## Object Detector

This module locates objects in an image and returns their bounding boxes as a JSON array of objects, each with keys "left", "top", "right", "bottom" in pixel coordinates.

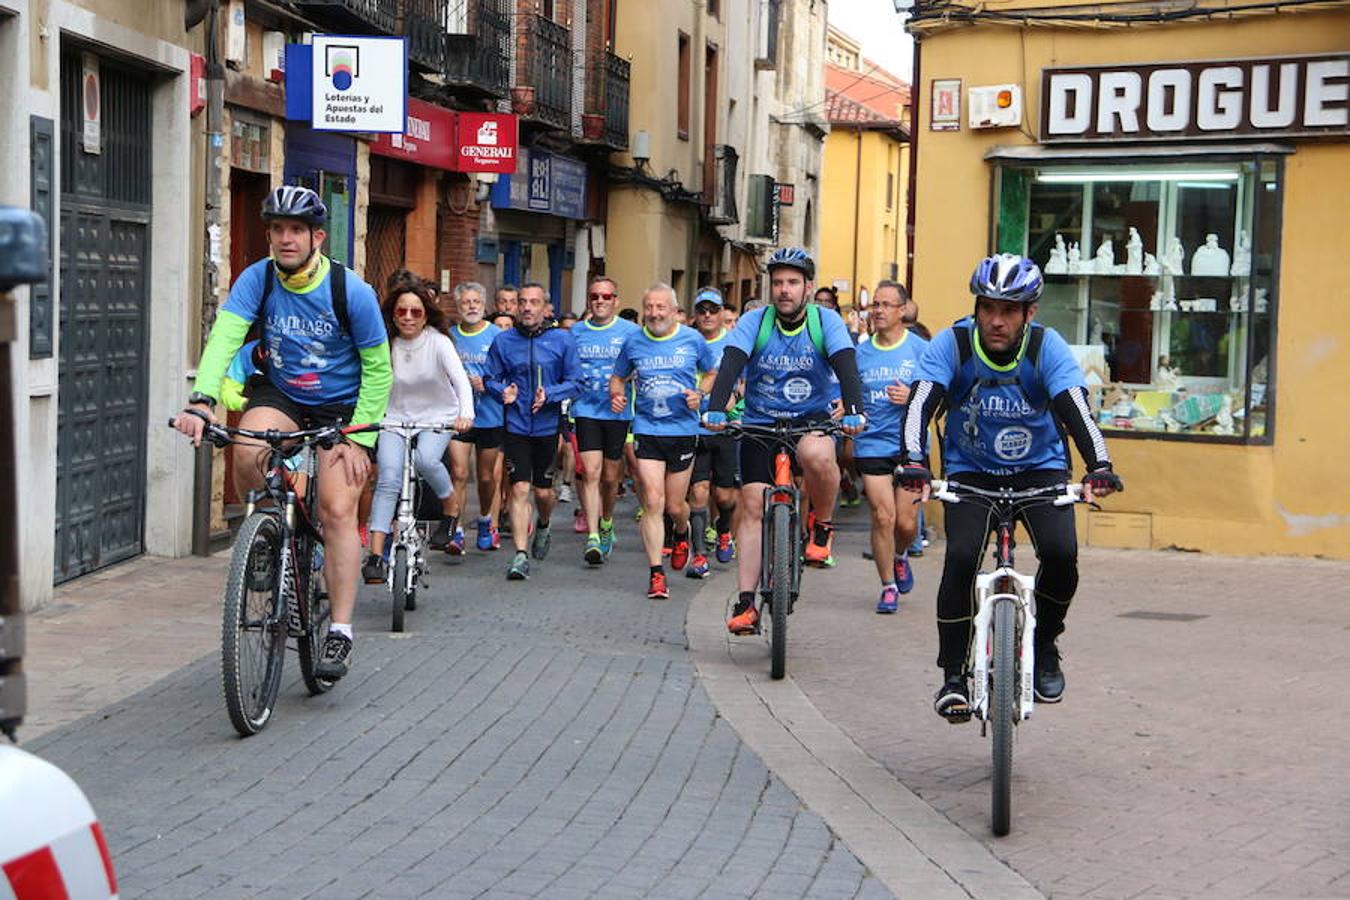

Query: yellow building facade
[
  {"left": 820, "top": 127, "right": 908, "bottom": 309},
  {"left": 908, "top": 3, "right": 1350, "bottom": 558}
]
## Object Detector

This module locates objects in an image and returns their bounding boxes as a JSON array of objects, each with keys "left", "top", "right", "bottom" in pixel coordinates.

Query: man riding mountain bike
[
  {"left": 171, "top": 185, "right": 391, "bottom": 682},
  {"left": 704, "top": 247, "right": 866, "bottom": 634},
  {"left": 897, "top": 253, "right": 1122, "bottom": 720}
]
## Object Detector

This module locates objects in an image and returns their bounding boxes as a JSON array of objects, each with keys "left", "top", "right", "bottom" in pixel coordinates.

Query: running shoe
[
  {"left": 446, "top": 528, "right": 466, "bottom": 557},
  {"left": 804, "top": 520, "right": 835, "bottom": 568},
  {"left": 489, "top": 527, "right": 501, "bottom": 550},
  {"left": 314, "top": 632, "right": 352, "bottom": 681},
  {"left": 704, "top": 525, "right": 718, "bottom": 546},
  {"left": 429, "top": 519, "right": 454, "bottom": 550},
  {"left": 894, "top": 555, "right": 914, "bottom": 594},
  {"left": 876, "top": 585, "right": 899, "bottom": 614},
  {"left": 670, "top": 539, "right": 690, "bottom": 571},
  {"left": 476, "top": 517, "right": 494, "bottom": 551},
  {"left": 361, "top": 554, "right": 387, "bottom": 584},
  {"left": 530, "top": 524, "right": 552, "bottom": 560},
  {"left": 647, "top": 570, "right": 670, "bottom": 599},
  {"left": 686, "top": 554, "right": 710, "bottom": 579},
  {"left": 1034, "top": 643, "right": 1065, "bottom": 703},
  {"left": 726, "top": 597, "right": 759, "bottom": 634},
  {"left": 934, "top": 673, "right": 972, "bottom": 723},
  {"left": 634, "top": 506, "right": 644, "bottom": 521},
  {"left": 573, "top": 507, "right": 587, "bottom": 534},
  {"left": 507, "top": 551, "right": 530, "bottom": 580},
  {"left": 715, "top": 532, "right": 735, "bottom": 564},
  {"left": 599, "top": 520, "right": 616, "bottom": 557},
  {"left": 584, "top": 535, "right": 604, "bottom": 567},
  {"left": 358, "top": 524, "right": 370, "bottom": 547},
  {"left": 558, "top": 482, "right": 574, "bottom": 504}
]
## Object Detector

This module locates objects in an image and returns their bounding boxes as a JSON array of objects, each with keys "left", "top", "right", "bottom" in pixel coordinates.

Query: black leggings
[{"left": 935, "top": 470, "right": 1078, "bottom": 672}]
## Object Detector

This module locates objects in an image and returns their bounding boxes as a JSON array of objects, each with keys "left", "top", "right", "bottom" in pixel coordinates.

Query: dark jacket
[{"left": 484, "top": 324, "right": 583, "bottom": 436}]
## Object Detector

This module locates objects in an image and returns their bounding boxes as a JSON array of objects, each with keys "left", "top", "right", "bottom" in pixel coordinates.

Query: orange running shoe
[
  {"left": 726, "top": 598, "right": 760, "bottom": 634},
  {"left": 647, "top": 570, "right": 670, "bottom": 599},
  {"left": 670, "top": 539, "right": 691, "bottom": 571},
  {"left": 804, "top": 520, "right": 835, "bottom": 568}
]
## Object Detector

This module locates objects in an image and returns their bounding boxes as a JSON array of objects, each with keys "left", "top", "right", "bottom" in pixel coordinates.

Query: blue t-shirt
[
  {"left": 853, "top": 331, "right": 928, "bottom": 459},
  {"left": 571, "top": 317, "right": 641, "bottom": 421},
  {"left": 725, "top": 306, "right": 855, "bottom": 424},
  {"left": 914, "top": 320, "right": 1085, "bottom": 475},
  {"left": 451, "top": 322, "right": 504, "bottom": 429},
  {"left": 612, "top": 325, "right": 717, "bottom": 436},
  {"left": 222, "top": 258, "right": 386, "bottom": 405},
  {"left": 697, "top": 327, "right": 733, "bottom": 436}
]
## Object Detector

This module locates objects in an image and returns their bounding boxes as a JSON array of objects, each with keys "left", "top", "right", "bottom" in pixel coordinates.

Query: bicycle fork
[{"left": 969, "top": 567, "right": 1037, "bottom": 724}]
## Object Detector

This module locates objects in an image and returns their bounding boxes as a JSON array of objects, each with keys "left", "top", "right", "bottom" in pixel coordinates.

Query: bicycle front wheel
[
  {"left": 221, "top": 513, "right": 287, "bottom": 736},
  {"left": 990, "top": 597, "right": 1017, "bottom": 836},
  {"left": 296, "top": 534, "right": 335, "bottom": 696},
  {"left": 392, "top": 546, "right": 408, "bottom": 632},
  {"left": 769, "top": 503, "right": 791, "bottom": 680}
]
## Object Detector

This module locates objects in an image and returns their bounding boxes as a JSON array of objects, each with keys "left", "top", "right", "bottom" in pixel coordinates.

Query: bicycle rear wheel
[
  {"left": 990, "top": 597, "right": 1017, "bottom": 836},
  {"left": 769, "top": 503, "right": 791, "bottom": 680},
  {"left": 392, "top": 546, "right": 408, "bottom": 632},
  {"left": 222, "top": 513, "right": 287, "bottom": 736},
  {"left": 296, "top": 534, "right": 335, "bottom": 696}
]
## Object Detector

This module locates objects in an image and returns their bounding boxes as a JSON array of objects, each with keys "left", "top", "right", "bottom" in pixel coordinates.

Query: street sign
[
  {"left": 310, "top": 35, "right": 406, "bottom": 133},
  {"left": 774, "top": 182, "right": 795, "bottom": 206},
  {"left": 81, "top": 54, "right": 101, "bottom": 155}
]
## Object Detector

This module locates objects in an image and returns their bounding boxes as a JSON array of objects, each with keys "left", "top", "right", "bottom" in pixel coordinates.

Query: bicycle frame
[
  {"left": 382, "top": 423, "right": 448, "bottom": 597},
  {"left": 242, "top": 442, "right": 321, "bottom": 635},
  {"left": 761, "top": 447, "right": 802, "bottom": 604}
]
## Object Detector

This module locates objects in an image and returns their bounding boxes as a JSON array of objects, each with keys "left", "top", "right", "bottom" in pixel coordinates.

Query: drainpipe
[
  {"left": 850, "top": 127, "right": 862, "bottom": 305},
  {"left": 904, "top": 37, "right": 920, "bottom": 291},
  {"left": 194, "top": 0, "right": 225, "bottom": 557}
]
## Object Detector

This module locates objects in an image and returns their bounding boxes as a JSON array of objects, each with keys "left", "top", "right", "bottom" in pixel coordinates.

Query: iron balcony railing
[
  {"left": 444, "top": 0, "right": 511, "bottom": 98},
  {"left": 603, "top": 51, "right": 630, "bottom": 150},
  {"left": 516, "top": 13, "right": 572, "bottom": 131},
  {"left": 293, "top": 0, "right": 398, "bottom": 35},
  {"left": 401, "top": 0, "right": 447, "bottom": 71}
]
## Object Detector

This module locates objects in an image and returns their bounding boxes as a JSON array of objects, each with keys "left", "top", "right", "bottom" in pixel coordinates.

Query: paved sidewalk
[{"left": 786, "top": 506, "right": 1350, "bottom": 899}]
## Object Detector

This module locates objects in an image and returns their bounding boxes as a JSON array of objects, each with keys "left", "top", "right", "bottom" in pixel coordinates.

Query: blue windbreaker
[{"left": 484, "top": 325, "right": 583, "bottom": 436}]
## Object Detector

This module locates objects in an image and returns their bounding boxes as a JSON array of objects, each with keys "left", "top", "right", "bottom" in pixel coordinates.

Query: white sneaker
[{"left": 558, "top": 483, "right": 574, "bottom": 504}]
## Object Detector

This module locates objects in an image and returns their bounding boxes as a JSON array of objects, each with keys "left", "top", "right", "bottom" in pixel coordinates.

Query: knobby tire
[
  {"left": 991, "top": 598, "right": 1017, "bottom": 836},
  {"left": 392, "top": 546, "right": 408, "bottom": 632},
  {"left": 221, "top": 513, "right": 286, "bottom": 736},
  {"left": 769, "top": 503, "right": 791, "bottom": 680}
]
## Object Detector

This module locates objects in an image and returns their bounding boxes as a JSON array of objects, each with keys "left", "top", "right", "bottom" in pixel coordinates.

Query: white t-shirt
[{"left": 383, "top": 329, "right": 475, "bottom": 426}]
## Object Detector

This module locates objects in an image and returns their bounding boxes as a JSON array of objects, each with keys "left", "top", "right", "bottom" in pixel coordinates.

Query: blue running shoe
[
  {"left": 599, "top": 519, "right": 616, "bottom": 557},
  {"left": 876, "top": 585, "right": 899, "bottom": 614},
  {"left": 715, "top": 532, "right": 735, "bottom": 564},
  {"left": 476, "top": 516, "right": 493, "bottom": 551},
  {"left": 686, "top": 554, "right": 710, "bottom": 579},
  {"left": 894, "top": 555, "right": 915, "bottom": 594}
]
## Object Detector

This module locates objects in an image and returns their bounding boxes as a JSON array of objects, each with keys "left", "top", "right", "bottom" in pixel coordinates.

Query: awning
[{"left": 984, "top": 142, "right": 1295, "bottom": 163}]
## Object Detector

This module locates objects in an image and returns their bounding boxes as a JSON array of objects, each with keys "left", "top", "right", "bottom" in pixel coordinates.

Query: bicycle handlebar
[
  {"left": 167, "top": 417, "right": 379, "bottom": 449},
  {"left": 721, "top": 419, "right": 843, "bottom": 440},
  {"left": 929, "top": 479, "right": 1084, "bottom": 508}
]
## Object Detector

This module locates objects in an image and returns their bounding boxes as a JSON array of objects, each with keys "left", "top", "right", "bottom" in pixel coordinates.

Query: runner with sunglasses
[
  {"left": 687, "top": 288, "right": 739, "bottom": 577},
  {"left": 570, "top": 277, "right": 640, "bottom": 564}
]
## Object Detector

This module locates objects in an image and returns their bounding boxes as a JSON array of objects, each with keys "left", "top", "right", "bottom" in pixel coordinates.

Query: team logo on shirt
[
  {"left": 993, "top": 426, "right": 1033, "bottom": 461},
  {"left": 783, "top": 377, "right": 812, "bottom": 402}
]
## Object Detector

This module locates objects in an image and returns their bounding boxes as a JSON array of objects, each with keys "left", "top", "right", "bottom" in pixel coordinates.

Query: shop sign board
[
  {"left": 371, "top": 98, "right": 456, "bottom": 170},
  {"left": 310, "top": 35, "right": 406, "bottom": 133},
  {"left": 455, "top": 113, "right": 518, "bottom": 174},
  {"left": 1042, "top": 54, "right": 1349, "bottom": 142},
  {"left": 490, "top": 148, "right": 587, "bottom": 219}
]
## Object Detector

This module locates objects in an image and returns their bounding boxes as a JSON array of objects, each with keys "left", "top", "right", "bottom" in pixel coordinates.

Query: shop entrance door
[{"left": 54, "top": 50, "right": 153, "bottom": 582}]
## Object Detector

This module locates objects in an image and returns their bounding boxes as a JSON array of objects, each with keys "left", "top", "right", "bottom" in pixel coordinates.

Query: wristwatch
[{"left": 187, "top": 391, "right": 217, "bottom": 409}]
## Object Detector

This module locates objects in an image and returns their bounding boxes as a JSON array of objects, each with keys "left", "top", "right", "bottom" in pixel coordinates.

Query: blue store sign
[{"left": 491, "top": 148, "right": 587, "bottom": 219}]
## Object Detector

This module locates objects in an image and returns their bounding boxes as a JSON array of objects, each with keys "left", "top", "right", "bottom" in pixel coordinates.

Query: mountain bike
[
  {"left": 378, "top": 421, "right": 456, "bottom": 632},
  {"left": 725, "top": 419, "right": 841, "bottom": 680},
  {"left": 927, "top": 478, "right": 1085, "bottom": 836},
  {"left": 170, "top": 419, "right": 375, "bottom": 736}
]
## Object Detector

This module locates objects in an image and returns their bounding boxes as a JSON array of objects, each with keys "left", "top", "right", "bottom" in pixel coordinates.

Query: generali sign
[
  {"left": 455, "top": 112, "right": 518, "bottom": 174},
  {"left": 372, "top": 102, "right": 519, "bottom": 174},
  {"left": 1041, "top": 54, "right": 1349, "bottom": 143}
]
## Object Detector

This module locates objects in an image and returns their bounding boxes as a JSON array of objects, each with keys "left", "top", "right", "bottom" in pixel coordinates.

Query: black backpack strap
[
  {"left": 328, "top": 256, "right": 351, "bottom": 337},
  {"left": 953, "top": 323, "right": 973, "bottom": 365},
  {"left": 1024, "top": 323, "right": 1045, "bottom": 367},
  {"left": 260, "top": 263, "right": 275, "bottom": 321}
]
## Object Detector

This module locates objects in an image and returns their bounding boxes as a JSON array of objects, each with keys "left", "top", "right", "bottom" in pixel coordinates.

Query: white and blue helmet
[{"left": 969, "top": 253, "right": 1043, "bottom": 304}]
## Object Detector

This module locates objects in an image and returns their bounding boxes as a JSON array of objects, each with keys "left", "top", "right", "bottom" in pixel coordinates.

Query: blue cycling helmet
[
  {"left": 766, "top": 246, "right": 815, "bottom": 281},
  {"left": 969, "top": 253, "right": 1043, "bottom": 303},
  {"left": 261, "top": 185, "right": 328, "bottom": 226}
]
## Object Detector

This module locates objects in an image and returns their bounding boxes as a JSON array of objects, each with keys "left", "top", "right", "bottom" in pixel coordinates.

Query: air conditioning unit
[{"left": 969, "top": 84, "right": 1022, "bottom": 129}]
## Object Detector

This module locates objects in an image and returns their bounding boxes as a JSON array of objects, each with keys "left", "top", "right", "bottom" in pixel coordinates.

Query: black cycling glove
[
  {"left": 896, "top": 463, "right": 932, "bottom": 493},
  {"left": 1083, "top": 464, "right": 1124, "bottom": 494}
]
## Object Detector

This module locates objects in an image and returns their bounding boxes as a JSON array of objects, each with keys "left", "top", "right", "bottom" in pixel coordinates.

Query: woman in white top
[{"left": 363, "top": 280, "right": 474, "bottom": 583}]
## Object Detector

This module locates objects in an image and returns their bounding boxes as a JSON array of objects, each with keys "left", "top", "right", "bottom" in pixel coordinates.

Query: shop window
[{"left": 994, "top": 158, "right": 1279, "bottom": 442}]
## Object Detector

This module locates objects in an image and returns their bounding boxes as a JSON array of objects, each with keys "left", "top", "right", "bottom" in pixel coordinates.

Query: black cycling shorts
[
  {"left": 692, "top": 433, "right": 738, "bottom": 488},
  {"left": 854, "top": 454, "right": 902, "bottom": 478},
  {"left": 633, "top": 434, "right": 697, "bottom": 473},
  {"left": 503, "top": 431, "right": 560, "bottom": 488},
  {"left": 243, "top": 375, "right": 354, "bottom": 429},
  {"left": 574, "top": 417, "right": 629, "bottom": 461},
  {"left": 737, "top": 415, "right": 832, "bottom": 486},
  {"left": 452, "top": 425, "right": 504, "bottom": 450}
]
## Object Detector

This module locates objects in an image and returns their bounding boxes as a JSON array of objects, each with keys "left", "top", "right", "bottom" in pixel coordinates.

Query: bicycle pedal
[{"left": 940, "top": 705, "right": 972, "bottom": 724}]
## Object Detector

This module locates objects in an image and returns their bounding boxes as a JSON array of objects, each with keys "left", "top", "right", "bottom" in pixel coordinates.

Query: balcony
[
  {"left": 292, "top": 0, "right": 398, "bottom": 35},
  {"left": 511, "top": 13, "right": 572, "bottom": 131},
  {"left": 444, "top": 0, "right": 511, "bottom": 99},
  {"left": 581, "top": 50, "right": 630, "bottom": 150},
  {"left": 400, "top": 0, "right": 447, "bottom": 72},
  {"left": 706, "top": 145, "right": 739, "bottom": 225}
]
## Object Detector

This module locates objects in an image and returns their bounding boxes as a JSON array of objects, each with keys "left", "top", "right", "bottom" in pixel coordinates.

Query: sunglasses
[
  {"left": 589, "top": 291, "right": 617, "bottom": 301},
  {"left": 695, "top": 305, "right": 721, "bottom": 314},
  {"left": 394, "top": 306, "right": 425, "bottom": 319}
]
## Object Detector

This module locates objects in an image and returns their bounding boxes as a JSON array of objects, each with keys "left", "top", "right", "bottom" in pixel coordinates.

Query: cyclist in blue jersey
[
  {"left": 849, "top": 281, "right": 927, "bottom": 614},
  {"left": 687, "top": 287, "right": 739, "bottom": 578},
  {"left": 610, "top": 284, "right": 718, "bottom": 600},
  {"left": 484, "top": 282, "right": 583, "bottom": 580},
  {"left": 704, "top": 247, "right": 867, "bottom": 634},
  {"left": 571, "top": 276, "right": 641, "bottom": 566},
  {"left": 172, "top": 185, "right": 391, "bottom": 681},
  {"left": 448, "top": 282, "right": 506, "bottom": 553},
  {"left": 898, "top": 254, "right": 1123, "bottom": 719}
]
